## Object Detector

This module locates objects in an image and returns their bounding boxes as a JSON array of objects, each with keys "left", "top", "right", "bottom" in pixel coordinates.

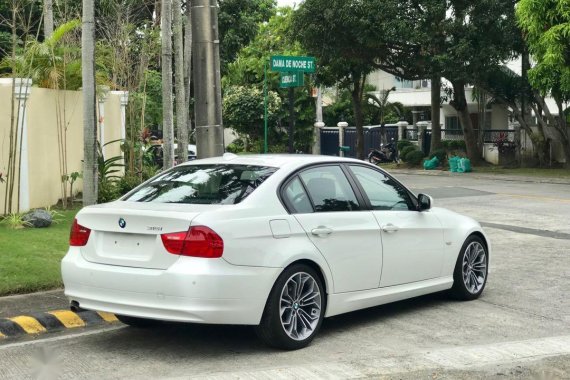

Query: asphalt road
[{"left": 1, "top": 172, "right": 569, "bottom": 379}]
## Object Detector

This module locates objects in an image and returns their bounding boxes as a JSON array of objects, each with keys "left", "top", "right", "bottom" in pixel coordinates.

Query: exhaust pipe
[{"left": 70, "top": 300, "right": 86, "bottom": 312}]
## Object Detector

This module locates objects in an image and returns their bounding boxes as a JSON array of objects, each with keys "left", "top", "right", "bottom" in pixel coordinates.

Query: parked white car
[{"left": 62, "top": 154, "right": 489, "bottom": 349}]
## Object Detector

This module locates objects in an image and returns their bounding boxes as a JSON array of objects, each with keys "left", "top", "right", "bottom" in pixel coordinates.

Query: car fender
[{"left": 431, "top": 207, "right": 491, "bottom": 276}]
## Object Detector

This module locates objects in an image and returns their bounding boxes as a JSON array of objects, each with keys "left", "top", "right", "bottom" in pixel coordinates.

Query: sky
[{"left": 277, "top": 0, "right": 301, "bottom": 8}]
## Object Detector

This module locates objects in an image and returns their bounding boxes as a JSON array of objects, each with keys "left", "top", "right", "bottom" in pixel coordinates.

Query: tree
[
  {"left": 43, "top": 0, "right": 54, "bottom": 38},
  {"left": 365, "top": 87, "right": 404, "bottom": 144},
  {"left": 82, "top": 0, "right": 97, "bottom": 205},
  {"left": 517, "top": 0, "right": 570, "bottom": 166},
  {"left": 161, "top": 0, "right": 174, "bottom": 170},
  {"left": 293, "top": 0, "right": 394, "bottom": 160},
  {"left": 173, "top": 0, "right": 188, "bottom": 163},
  {"left": 223, "top": 85, "right": 281, "bottom": 148},
  {"left": 218, "top": 0, "right": 275, "bottom": 73}
]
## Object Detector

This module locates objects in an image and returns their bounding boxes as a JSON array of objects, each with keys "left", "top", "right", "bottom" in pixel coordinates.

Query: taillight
[
  {"left": 70, "top": 219, "right": 91, "bottom": 246},
  {"left": 161, "top": 226, "right": 224, "bottom": 258}
]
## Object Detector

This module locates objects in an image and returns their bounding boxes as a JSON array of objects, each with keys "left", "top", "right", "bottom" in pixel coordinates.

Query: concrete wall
[{"left": 0, "top": 81, "right": 125, "bottom": 213}]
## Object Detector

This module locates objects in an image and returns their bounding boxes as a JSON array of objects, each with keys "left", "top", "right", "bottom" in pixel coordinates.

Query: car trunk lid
[{"left": 76, "top": 202, "right": 222, "bottom": 269}]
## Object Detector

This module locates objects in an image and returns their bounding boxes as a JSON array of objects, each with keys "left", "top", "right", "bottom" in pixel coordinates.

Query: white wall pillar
[
  {"left": 397, "top": 120, "right": 408, "bottom": 140},
  {"left": 97, "top": 86, "right": 110, "bottom": 159},
  {"left": 14, "top": 78, "right": 33, "bottom": 212},
  {"left": 337, "top": 121, "right": 348, "bottom": 157}
]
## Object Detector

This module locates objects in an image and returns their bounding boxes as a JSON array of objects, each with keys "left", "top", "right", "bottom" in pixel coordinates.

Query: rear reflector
[
  {"left": 69, "top": 219, "right": 91, "bottom": 246},
  {"left": 161, "top": 226, "right": 224, "bottom": 258}
]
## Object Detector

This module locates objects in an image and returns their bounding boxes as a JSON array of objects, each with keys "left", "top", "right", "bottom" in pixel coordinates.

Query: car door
[
  {"left": 282, "top": 165, "right": 383, "bottom": 293},
  {"left": 347, "top": 165, "right": 445, "bottom": 287}
]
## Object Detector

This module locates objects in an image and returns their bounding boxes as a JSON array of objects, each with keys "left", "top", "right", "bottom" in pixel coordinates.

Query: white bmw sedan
[{"left": 62, "top": 154, "right": 489, "bottom": 349}]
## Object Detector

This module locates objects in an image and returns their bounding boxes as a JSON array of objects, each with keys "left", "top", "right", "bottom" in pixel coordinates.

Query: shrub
[
  {"left": 117, "top": 174, "right": 143, "bottom": 195},
  {"left": 397, "top": 139, "right": 414, "bottom": 150},
  {"left": 98, "top": 180, "right": 121, "bottom": 204},
  {"left": 226, "top": 139, "right": 245, "bottom": 153},
  {"left": 400, "top": 145, "right": 417, "bottom": 161},
  {"left": 429, "top": 148, "right": 447, "bottom": 162},
  {"left": 406, "top": 150, "right": 426, "bottom": 166},
  {"left": 442, "top": 140, "right": 466, "bottom": 151}
]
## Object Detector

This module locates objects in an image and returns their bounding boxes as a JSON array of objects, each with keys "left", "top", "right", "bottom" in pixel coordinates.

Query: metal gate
[{"left": 320, "top": 126, "right": 399, "bottom": 157}]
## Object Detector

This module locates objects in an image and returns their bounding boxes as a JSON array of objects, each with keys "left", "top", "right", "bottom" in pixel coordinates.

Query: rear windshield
[{"left": 124, "top": 164, "right": 278, "bottom": 204}]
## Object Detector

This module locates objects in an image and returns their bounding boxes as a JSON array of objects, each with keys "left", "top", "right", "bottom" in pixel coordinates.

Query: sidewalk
[
  {"left": 388, "top": 168, "right": 570, "bottom": 185},
  {"left": 0, "top": 289, "right": 68, "bottom": 318}
]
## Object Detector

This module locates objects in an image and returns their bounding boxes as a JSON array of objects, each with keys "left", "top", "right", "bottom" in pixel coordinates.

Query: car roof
[{"left": 178, "top": 154, "right": 365, "bottom": 170}]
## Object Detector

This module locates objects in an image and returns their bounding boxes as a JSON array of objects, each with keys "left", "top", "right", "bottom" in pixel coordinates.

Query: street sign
[
  {"left": 279, "top": 72, "right": 304, "bottom": 88},
  {"left": 271, "top": 55, "right": 316, "bottom": 73}
]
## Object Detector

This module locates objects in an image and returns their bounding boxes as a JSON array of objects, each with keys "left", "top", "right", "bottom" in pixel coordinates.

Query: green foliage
[
  {"left": 97, "top": 139, "right": 125, "bottom": 181},
  {"left": 441, "top": 140, "right": 467, "bottom": 152},
  {"left": 1, "top": 20, "right": 83, "bottom": 89},
  {"left": 97, "top": 180, "right": 121, "bottom": 204},
  {"left": 517, "top": 0, "right": 570, "bottom": 99},
  {"left": 223, "top": 85, "right": 282, "bottom": 141},
  {"left": 117, "top": 174, "right": 143, "bottom": 195},
  {"left": 0, "top": 207, "right": 79, "bottom": 295},
  {"left": 400, "top": 146, "right": 418, "bottom": 160},
  {"left": 0, "top": 213, "right": 32, "bottom": 229},
  {"left": 218, "top": 0, "right": 276, "bottom": 74},
  {"left": 405, "top": 150, "right": 426, "bottom": 166},
  {"left": 397, "top": 140, "right": 414, "bottom": 151},
  {"left": 226, "top": 139, "right": 245, "bottom": 154}
]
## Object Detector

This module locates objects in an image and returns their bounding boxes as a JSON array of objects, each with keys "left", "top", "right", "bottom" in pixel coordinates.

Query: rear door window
[
  {"left": 299, "top": 166, "right": 360, "bottom": 212},
  {"left": 124, "top": 164, "right": 277, "bottom": 204}
]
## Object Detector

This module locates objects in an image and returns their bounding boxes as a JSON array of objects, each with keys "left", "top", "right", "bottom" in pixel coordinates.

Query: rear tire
[
  {"left": 255, "top": 264, "right": 326, "bottom": 350},
  {"left": 450, "top": 235, "right": 488, "bottom": 300},
  {"left": 116, "top": 315, "right": 161, "bottom": 328}
]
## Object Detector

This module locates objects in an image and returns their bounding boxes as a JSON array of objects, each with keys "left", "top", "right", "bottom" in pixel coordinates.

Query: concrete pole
[
  {"left": 417, "top": 124, "right": 426, "bottom": 154},
  {"left": 192, "top": 0, "right": 224, "bottom": 158},
  {"left": 15, "top": 78, "right": 32, "bottom": 212},
  {"left": 313, "top": 121, "right": 324, "bottom": 155},
  {"left": 337, "top": 121, "right": 348, "bottom": 157}
]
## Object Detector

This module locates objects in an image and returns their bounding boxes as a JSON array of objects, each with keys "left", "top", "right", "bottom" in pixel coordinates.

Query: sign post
[{"left": 267, "top": 55, "right": 316, "bottom": 154}]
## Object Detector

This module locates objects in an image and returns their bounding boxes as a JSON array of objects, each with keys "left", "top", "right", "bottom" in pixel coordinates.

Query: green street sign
[
  {"left": 280, "top": 72, "right": 304, "bottom": 88},
  {"left": 271, "top": 55, "right": 316, "bottom": 73}
]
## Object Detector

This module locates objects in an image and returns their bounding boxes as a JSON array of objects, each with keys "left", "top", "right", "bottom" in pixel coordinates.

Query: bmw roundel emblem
[{"left": 118, "top": 218, "right": 126, "bottom": 229}]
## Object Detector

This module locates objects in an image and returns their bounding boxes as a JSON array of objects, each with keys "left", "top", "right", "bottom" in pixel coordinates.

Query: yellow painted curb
[
  {"left": 9, "top": 316, "right": 47, "bottom": 334},
  {"left": 97, "top": 311, "right": 119, "bottom": 322},
  {"left": 48, "top": 310, "right": 86, "bottom": 328}
]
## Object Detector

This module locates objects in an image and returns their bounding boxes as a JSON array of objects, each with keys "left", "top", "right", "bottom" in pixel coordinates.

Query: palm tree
[
  {"left": 161, "top": 0, "right": 175, "bottom": 170},
  {"left": 366, "top": 87, "right": 404, "bottom": 145},
  {"left": 82, "top": 0, "right": 97, "bottom": 205},
  {"left": 173, "top": 0, "right": 188, "bottom": 163}
]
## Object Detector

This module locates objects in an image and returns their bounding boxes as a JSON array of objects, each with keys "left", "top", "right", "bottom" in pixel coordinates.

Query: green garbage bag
[
  {"left": 449, "top": 156, "right": 459, "bottom": 172},
  {"left": 457, "top": 158, "right": 472, "bottom": 173},
  {"left": 423, "top": 156, "right": 439, "bottom": 170}
]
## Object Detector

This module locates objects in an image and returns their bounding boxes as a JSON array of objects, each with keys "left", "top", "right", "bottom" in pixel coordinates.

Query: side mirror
[{"left": 417, "top": 193, "right": 433, "bottom": 211}]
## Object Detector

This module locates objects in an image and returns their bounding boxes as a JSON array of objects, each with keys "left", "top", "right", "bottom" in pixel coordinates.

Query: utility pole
[{"left": 192, "top": 0, "right": 224, "bottom": 158}]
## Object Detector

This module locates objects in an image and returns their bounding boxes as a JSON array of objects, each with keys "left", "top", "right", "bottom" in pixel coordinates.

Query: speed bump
[{"left": 0, "top": 310, "right": 118, "bottom": 339}]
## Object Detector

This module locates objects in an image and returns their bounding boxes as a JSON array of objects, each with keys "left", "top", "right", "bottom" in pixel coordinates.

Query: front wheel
[
  {"left": 255, "top": 264, "right": 325, "bottom": 350},
  {"left": 450, "top": 235, "right": 488, "bottom": 300}
]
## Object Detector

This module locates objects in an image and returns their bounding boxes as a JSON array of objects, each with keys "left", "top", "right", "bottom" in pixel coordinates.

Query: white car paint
[{"left": 62, "top": 154, "right": 489, "bottom": 327}]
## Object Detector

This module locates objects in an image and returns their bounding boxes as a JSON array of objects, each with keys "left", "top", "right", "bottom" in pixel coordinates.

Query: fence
[{"left": 320, "top": 126, "right": 399, "bottom": 158}]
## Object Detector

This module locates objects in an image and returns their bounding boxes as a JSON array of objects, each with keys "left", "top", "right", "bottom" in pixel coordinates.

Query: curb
[
  {"left": 388, "top": 169, "right": 570, "bottom": 185},
  {"left": 0, "top": 310, "right": 118, "bottom": 339}
]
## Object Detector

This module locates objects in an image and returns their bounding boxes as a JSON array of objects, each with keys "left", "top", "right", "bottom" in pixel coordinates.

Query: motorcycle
[{"left": 368, "top": 140, "right": 398, "bottom": 164}]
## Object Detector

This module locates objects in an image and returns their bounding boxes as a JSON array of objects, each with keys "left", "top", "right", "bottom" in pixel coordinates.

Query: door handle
[
  {"left": 381, "top": 223, "right": 399, "bottom": 233},
  {"left": 311, "top": 226, "right": 333, "bottom": 236}
]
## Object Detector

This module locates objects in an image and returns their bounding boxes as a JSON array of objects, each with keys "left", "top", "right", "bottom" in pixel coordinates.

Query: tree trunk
[
  {"left": 351, "top": 73, "right": 365, "bottom": 160},
  {"left": 429, "top": 74, "right": 441, "bottom": 153},
  {"left": 184, "top": 1, "right": 193, "bottom": 142},
  {"left": 161, "top": 0, "right": 175, "bottom": 169},
  {"left": 173, "top": 0, "right": 188, "bottom": 163},
  {"left": 43, "top": 0, "right": 54, "bottom": 39},
  {"left": 449, "top": 80, "right": 481, "bottom": 164},
  {"left": 82, "top": 0, "right": 98, "bottom": 205}
]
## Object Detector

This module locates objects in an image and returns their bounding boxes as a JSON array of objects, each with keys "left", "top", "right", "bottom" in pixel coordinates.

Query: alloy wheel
[
  {"left": 279, "top": 272, "right": 322, "bottom": 341},
  {"left": 462, "top": 241, "right": 487, "bottom": 294}
]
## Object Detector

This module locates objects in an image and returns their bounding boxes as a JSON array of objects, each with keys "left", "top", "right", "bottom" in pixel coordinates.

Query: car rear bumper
[{"left": 61, "top": 249, "right": 281, "bottom": 325}]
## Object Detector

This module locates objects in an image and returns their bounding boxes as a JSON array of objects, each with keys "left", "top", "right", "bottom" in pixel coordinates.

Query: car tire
[
  {"left": 255, "top": 264, "right": 326, "bottom": 350},
  {"left": 116, "top": 315, "right": 161, "bottom": 328},
  {"left": 450, "top": 235, "right": 488, "bottom": 300}
]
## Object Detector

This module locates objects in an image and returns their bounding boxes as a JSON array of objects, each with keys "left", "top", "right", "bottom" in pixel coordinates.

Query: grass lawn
[{"left": 0, "top": 208, "right": 79, "bottom": 296}]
